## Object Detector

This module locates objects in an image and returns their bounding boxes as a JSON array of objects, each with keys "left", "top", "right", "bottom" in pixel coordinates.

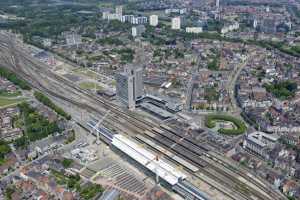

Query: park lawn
[
  {"left": 0, "top": 91, "right": 21, "bottom": 97},
  {"left": 79, "top": 82, "right": 103, "bottom": 90},
  {"left": 0, "top": 97, "right": 26, "bottom": 108}
]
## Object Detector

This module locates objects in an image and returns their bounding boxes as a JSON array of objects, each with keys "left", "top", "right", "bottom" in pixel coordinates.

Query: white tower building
[
  {"left": 253, "top": 19, "right": 258, "bottom": 29},
  {"left": 116, "top": 5, "right": 123, "bottom": 16},
  {"left": 216, "top": 0, "right": 220, "bottom": 9},
  {"left": 171, "top": 17, "right": 181, "bottom": 30},
  {"left": 150, "top": 15, "right": 158, "bottom": 27}
]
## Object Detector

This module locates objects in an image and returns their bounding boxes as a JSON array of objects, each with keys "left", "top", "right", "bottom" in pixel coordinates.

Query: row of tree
[
  {"left": 0, "top": 67, "right": 31, "bottom": 90},
  {"left": 34, "top": 92, "right": 71, "bottom": 120},
  {"left": 0, "top": 140, "right": 11, "bottom": 162}
]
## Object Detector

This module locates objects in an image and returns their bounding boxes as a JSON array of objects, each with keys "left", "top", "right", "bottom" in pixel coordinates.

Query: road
[
  {"left": 226, "top": 51, "right": 256, "bottom": 114},
  {"left": 9, "top": 144, "right": 22, "bottom": 164},
  {"left": 185, "top": 75, "right": 195, "bottom": 111}
]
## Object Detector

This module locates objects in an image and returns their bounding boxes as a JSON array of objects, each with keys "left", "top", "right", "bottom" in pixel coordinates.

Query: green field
[
  {"left": 79, "top": 82, "right": 103, "bottom": 90},
  {"left": 0, "top": 97, "right": 26, "bottom": 108},
  {"left": 73, "top": 68, "right": 99, "bottom": 79},
  {"left": 0, "top": 91, "right": 21, "bottom": 97}
]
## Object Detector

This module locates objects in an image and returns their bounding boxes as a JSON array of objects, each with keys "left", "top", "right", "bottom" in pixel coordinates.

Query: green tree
[
  {"left": 0, "top": 67, "right": 31, "bottom": 90},
  {"left": 34, "top": 92, "right": 71, "bottom": 120}
]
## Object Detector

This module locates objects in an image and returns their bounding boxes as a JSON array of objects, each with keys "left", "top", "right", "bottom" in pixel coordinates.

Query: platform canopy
[{"left": 112, "top": 134, "right": 187, "bottom": 185}]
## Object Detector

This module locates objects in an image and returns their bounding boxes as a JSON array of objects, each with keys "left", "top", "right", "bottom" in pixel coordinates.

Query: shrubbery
[
  {"left": 14, "top": 102, "right": 61, "bottom": 146},
  {"left": 62, "top": 158, "right": 73, "bottom": 168},
  {"left": 112, "top": 48, "right": 135, "bottom": 63},
  {"left": 96, "top": 37, "right": 124, "bottom": 46},
  {"left": 264, "top": 80, "right": 297, "bottom": 100},
  {"left": 80, "top": 184, "right": 104, "bottom": 200},
  {"left": 205, "top": 114, "right": 247, "bottom": 135},
  {"left": 0, "top": 67, "right": 31, "bottom": 90},
  {"left": 34, "top": 92, "right": 71, "bottom": 120},
  {"left": 0, "top": 140, "right": 11, "bottom": 163}
]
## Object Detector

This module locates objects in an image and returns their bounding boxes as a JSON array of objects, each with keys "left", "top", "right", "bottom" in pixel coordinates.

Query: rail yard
[{"left": 0, "top": 32, "right": 287, "bottom": 200}]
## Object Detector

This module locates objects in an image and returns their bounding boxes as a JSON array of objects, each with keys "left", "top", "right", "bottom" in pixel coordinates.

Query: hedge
[{"left": 205, "top": 114, "right": 247, "bottom": 135}]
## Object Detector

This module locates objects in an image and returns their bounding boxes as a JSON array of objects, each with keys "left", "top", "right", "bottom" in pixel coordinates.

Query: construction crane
[
  {"left": 144, "top": 127, "right": 193, "bottom": 185},
  {"left": 90, "top": 110, "right": 111, "bottom": 145}
]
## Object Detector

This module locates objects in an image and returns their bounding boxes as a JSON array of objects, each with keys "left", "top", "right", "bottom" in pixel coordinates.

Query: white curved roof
[{"left": 112, "top": 134, "right": 186, "bottom": 185}]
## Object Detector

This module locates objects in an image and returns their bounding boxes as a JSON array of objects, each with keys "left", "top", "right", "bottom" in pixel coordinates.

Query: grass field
[
  {"left": 73, "top": 68, "right": 99, "bottom": 79},
  {"left": 0, "top": 97, "right": 26, "bottom": 108},
  {"left": 79, "top": 82, "right": 103, "bottom": 90},
  {"left": 0, "top": 91, "right": 21, "bottom": 97}
]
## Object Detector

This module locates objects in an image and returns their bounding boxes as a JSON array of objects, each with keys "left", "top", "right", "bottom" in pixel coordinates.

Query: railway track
[
  {"left": 158, "top": 125, "right": 285, "bottom": 199},
  {"left": 0, "top": 34, "right": 287, "bottom": 200},
  {"left": 145, "top": 128, "right": 272, "bottom": 200},
  {"left": 1, "top": 38, "right": 154, "bottom": 128},
  {"left": 1, "top": 46, "right": 255, "bottom": 200},
  {"left": 1, "top": 47, "right": 147, "bottom": 137},
  {"left": 1, "top": 38, "right": 153, "bottom": 133},
  {"left": 157, "top": 125, "right": 286, "bottom": 200}
]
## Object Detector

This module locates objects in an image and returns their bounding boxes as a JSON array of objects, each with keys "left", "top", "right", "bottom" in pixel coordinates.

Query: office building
[
  {"left": 243, "top": 131, "right": 279, "bottom": 159},
  {"left": 172, "top": 17, "right": 181, "bottom": 30},
  {"left": 120, "top": 15, "right": 148, "bottom": 25},
  {"left": 261, "top": 19, "right": 276, "bottom": 34},
  {"left": 221, "top": 22, "right": 239, "bottom": 34},
  {"left": 102, "top": 11, "right": 110, "bottom": 20},
  {"left": 132, "top": 25, "right": 146, "bottom": 37},
  {"left": 216, "top": 0, "right": 220, "bottom": 9},
  {"left": 115, "top": 71, "right": 136, "bottom": 110},
  {"left": 286, "top": 21, "right": 292, "bottom": 30},
  {"left": 186, "top": 27, "right": 203, "bottom": 33},
  {"left": 132, "top": 16, "right": 148, "bottom": 25},
  {"left": 115, "top": 66, "right": 144, "bottom": 110},
  {"left": 253, "top": 19, "right": 258, "bottom": 29},
  {"left": 102, "top": 12, "right": 122, "bottom": 21},
  {"left": 121, "top": 15, "right": 135, "bottom": 23},
  {"left": 102, "top": 7, "right": 123, "bottom": 21},
  {"left": 116, "top": 5, "right": 123, "bottom": 16},
  {"left": 132, "top": 27, "right": 138, "bottom": 37},
  {"left": 43, "top": 39, "right": 52, "bottom": 47},
  {"left": 108, "top": 13, "right": 122, "bottom": 21},
  {"left": 115, "top": 5, "right": 123, "bottom": 21},
  {"left": 65, "top": 33, "right": 82, "bottom": 46},
  {"left": 132, "top": 67, "right": 144, "bottom": 99},
  {"left": 150, "top": 15, "right": 158, "bottom": 27},
  {"left": 165, "top": 8, "right": 187, "bottom": 15}
]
